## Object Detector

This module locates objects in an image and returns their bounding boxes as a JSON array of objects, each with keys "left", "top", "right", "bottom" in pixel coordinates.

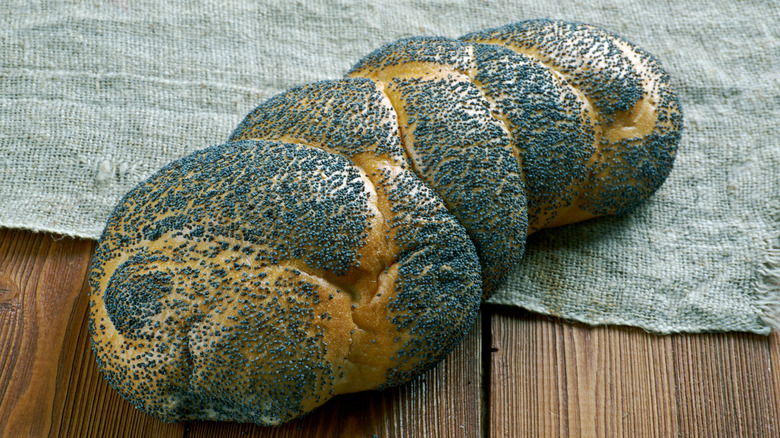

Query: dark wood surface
[{"left": 1, "top": 227, "right": 778, "bottom": 437}]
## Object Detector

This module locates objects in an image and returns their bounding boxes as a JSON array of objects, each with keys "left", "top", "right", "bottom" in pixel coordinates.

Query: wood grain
[
  {"left": 769, "top": 331, "right": 780, "bottom": 436},
  {"left": 670, "top": 331, "right": 778, "bottom": 437},
  {"left": 488, "top": 305, "right": 780, "bottom": 438},
  {"left": 0, "top": 229, "right": 91, "bottom": 437}
]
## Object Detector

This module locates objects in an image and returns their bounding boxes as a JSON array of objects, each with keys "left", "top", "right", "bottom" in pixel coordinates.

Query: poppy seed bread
[
  {"left": 89, "top": 140, "right": 481, "bottom": 425},
  {"left": 90, "top": 18, "right": 682, "bottom": 426}
]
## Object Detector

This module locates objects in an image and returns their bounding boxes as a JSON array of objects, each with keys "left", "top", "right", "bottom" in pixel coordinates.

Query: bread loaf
[
  {"left": 89, "top": 139, "right": 482, "bottom": 425},
  {"left": 90, "top": 19, "right": 682, "bottom": 426}
]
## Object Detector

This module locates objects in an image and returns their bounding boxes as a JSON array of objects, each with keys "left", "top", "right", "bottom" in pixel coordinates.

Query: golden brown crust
[
  {"left": 346, "top": 20, "right": 681, "bottom": 294},
  {"left": 462, "top": 19, "right": 682, "bottom": 225},
  {"left": 89, "top": 140, "right": 481, "bottom": 425},
  {"left": 348, "top": 42, "right": 528, "bottom": 296}
]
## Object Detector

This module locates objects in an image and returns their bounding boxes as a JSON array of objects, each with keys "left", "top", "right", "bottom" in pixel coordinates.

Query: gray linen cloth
[{"left": 1, "top": 0, "right": 778, "bottom": 333}]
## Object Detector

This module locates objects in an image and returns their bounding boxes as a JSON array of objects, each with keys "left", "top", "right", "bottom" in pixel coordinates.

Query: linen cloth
[{"left": 1, "top": 0, "right": 778, "bottom": 334}]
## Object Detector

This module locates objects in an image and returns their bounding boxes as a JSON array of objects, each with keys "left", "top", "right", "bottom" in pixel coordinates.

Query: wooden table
[{"left": 1, "top": 227, "right": 778, "bottom": 437}]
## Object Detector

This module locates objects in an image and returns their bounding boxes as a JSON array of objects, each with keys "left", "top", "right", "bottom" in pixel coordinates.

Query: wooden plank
[
  {"left": 488, "top": 305, "right": 779, "bottom": 437},
  {"left": 7, "top": 223, "right": 779, "bottom": 437},
  {"left": 769, "top": 331, "right": 780, "bottom": 434},
  {"left": 0, "top": 229, "right": 89, "bottom": 436},
  {"left": 671, "top": 331, "right": 778, "bottom": 437},
  {"left": 0, "top": 228, "right": 185, "bottom": 438},
  {"left": 188, "top": 312, "right": 483, "bottom": 437},
  {"left": 0, "top": 229, "right": 92, "bottom": 437}
]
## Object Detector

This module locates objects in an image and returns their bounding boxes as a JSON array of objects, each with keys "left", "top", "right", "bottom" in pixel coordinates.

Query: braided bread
[
  {"left": 234, "top": 19, "right": 682, "bottom": 296},
  {"left": 89, "top": 139, "right": 482, "bottom": 424},
  {"left": 89, "top": 19, "right": 682, "bottom": 426}
]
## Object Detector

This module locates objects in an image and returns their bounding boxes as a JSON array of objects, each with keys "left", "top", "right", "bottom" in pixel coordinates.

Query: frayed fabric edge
[
  {"left": 756, "top": 201, "right": 780, "bottom": 333},
  {"left": 2, "top": 220, "right": 100, "bottom": 241}
]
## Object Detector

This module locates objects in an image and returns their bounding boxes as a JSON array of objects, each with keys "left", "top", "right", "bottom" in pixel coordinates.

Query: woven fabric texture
[{"left": 1, "top": 0, "right": 778, "bottom": 333}]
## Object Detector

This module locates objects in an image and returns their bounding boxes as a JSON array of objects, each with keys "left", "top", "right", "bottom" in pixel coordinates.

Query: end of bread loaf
[
  {"left": 462, "top": 19, "right": 683, "bottom": 221},
  {"left": 89, "top": 140, "right": 481, "bottom": 425}
]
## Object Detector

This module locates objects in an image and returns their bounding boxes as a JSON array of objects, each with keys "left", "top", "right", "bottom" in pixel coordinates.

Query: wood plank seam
[{"left": 482, "top": 308, "right": 492, "bottom": 438}]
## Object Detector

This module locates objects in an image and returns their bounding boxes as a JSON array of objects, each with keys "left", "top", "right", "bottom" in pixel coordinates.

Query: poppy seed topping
[{"left": 90, "top": 19, "right": 681, "bottom": 426}]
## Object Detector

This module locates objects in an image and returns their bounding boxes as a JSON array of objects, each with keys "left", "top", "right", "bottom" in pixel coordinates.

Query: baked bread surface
[{"left": 89, "top": 140, "right": 481, "bottom": 425}]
